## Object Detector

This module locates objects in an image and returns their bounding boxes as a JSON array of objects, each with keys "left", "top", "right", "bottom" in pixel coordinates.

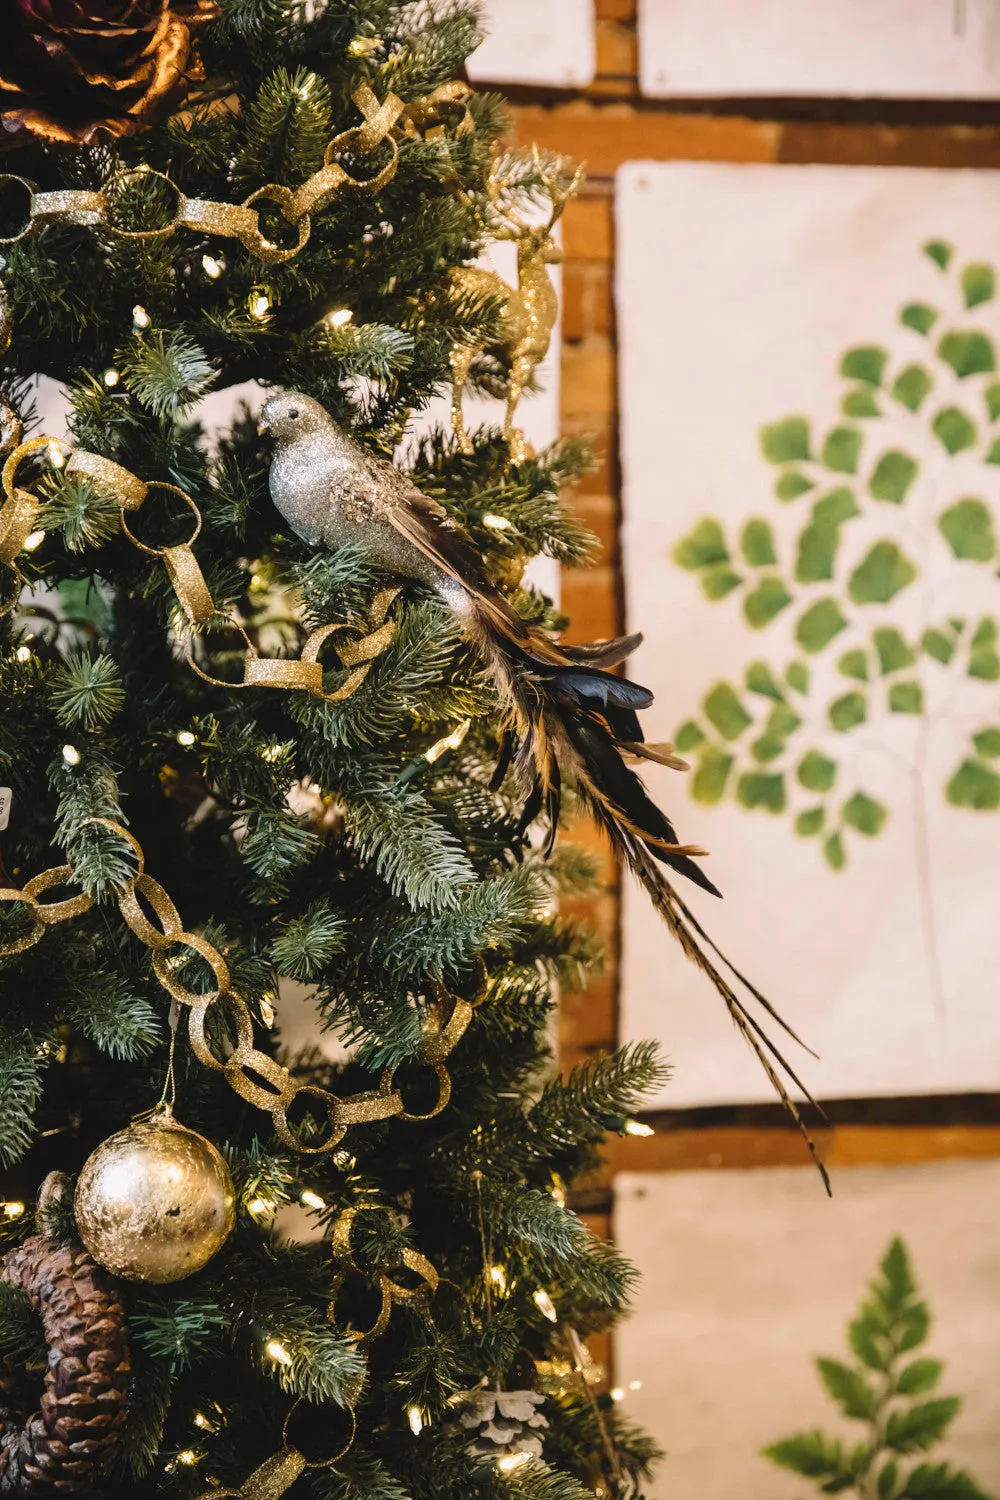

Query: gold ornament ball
[{"left": 74, "top": 1109, "right": 236, "bottom": 1283}]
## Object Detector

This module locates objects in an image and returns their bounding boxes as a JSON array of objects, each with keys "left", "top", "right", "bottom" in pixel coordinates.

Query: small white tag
[{"left": 0, "top": 789, "right": 10, "bottom": 832}]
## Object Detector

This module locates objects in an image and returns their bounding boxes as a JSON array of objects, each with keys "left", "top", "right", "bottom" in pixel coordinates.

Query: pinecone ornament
[
  {"left": 452, "top": 1388, "right": 548, "bottom": 1463},
  {"left": 0, "top": 1197, "right": 131, "bottom": 1495}
]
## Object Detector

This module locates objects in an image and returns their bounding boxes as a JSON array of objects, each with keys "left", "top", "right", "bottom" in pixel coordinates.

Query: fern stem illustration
[{"left": 913, "top": 717, "right": 947, "bottom": 1019}]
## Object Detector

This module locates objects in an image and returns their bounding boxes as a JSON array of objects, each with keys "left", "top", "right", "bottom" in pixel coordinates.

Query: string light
[
  {"left": 46, "top": 440, "right": 66, "bottom": 468},
  {"left": 497, "top": 1454, "right": 530, "bottom": 1473},
  {"left": 628, "top": 1380, "right": 643, "bottom": 1392},
  {"left": 102, "top": 368, "right": 120, "bottom": 387},
  {"left": 624, "top": 1118, "right": 654, "bottom": 1137},
  {"left": 550, "top": 1177, "right": 567, "bottom": 1207},
  {"left": 408, "top": 1407, "right": 424, "bottom": 1435},
  {"left": 266, "top": 1340, "right": 292, "bottom": 1366},
  {"left": 202, "top": 254, "right": 223, "bottom": 279},
  {"left": 247, "top": 1198, "right": 270, "bottom": 1215},
  {"left": 482, "top": 512, "right": 511, "bottom": 532},
  {"left": 23, "top": 530, "right": 45, "bottom": 551},
  {"left": 177, "top": 1450, "right": 197, "bottom": 1465},
  {"left": 176, "top": 729, "right": 196, "bottom": 747},
  {"left": 489, "top": 1265, "right": 508, "bottom": 1295},
  {"left": 327, "top": 307, "right": 353, "bottom": 328},
  {"left": 261, "top": 744, "right": 284, "bottom": 762},
  {"left": 425, "top": 718, "right": 471, "bottom": 765},
  {"left": 533, "top": 1289, "right": 558, "bottom": 1323},
  {"left": 249, "top": 290, "right": 272, "bottom": 320},
  {"left": 2, "top": 1201, "right": 25, "bottom": 1219},
  {"left": 15, "top": 646, "right": 31, "bottom": 663},
  {"left": 132, "top": 304, "right": 151, "bottom": 330},
  {"left": 259, "top": 993, "right": 276, "bottom": 1026},
  {"left": 300, "top": 1189, "right": 325, "bottom": 1210},
  {"left": 610, "top": 1387, "right": 625, "bottom": 1403},
  {"left": 62, "top": 744, "right": 81, "bottom": 766},
  {"left": 193, "top": 1412, "right": 214, "bottom": 1431}
]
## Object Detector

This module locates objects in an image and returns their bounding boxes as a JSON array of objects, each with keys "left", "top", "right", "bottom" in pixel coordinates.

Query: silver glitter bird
[{"left": 259, "top": 390, "right": 825, "bottom": 1175}]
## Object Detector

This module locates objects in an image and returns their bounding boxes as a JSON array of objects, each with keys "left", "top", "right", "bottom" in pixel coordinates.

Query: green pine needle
[{"left": 49, "top": 654, "right": 126, "bottom": 730}]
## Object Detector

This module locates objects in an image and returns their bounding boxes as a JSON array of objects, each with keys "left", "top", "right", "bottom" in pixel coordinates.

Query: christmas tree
[{"left": 0, "top": 2, "right": 670, "bottom": 1495}]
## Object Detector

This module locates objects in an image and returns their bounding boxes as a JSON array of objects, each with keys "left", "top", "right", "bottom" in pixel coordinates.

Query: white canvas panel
[
  {"left": 615, "top": 1161, "right": 1000, "bottom": 1500},
  {"left": 617, "top": 162, "right": 1000, "bottom": 1106},
  {"left": 639, "top": 0, "right": 1000, "bottom": 100},
  {"left": 468, "top": 0, "right": 595, "bottom": 90}
]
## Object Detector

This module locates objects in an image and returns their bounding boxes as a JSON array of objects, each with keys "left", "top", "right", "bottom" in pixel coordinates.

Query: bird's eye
[{"left": 288, "top": 407, "right": 300, "bottom": 420}]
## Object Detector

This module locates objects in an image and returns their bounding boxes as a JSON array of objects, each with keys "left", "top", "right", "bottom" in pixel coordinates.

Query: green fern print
[{"left": 673, "top": 239, "right": 1000, "bottom": 883}]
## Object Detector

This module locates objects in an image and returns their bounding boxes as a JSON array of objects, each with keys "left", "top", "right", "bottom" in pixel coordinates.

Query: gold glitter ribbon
[
  {"left": 0, "top": 86, "right": 403, "bottom": 265},
  {"left": 328, "top": 1205, "right": 439, "bottom": 1343},
  {"left": 0, "top": 821, "right": 477, "bottom": 1154},
  {"left": 196, "top": 1402, "right": 357, "bottom": 1498},
  {"left": 0, "top": 438, "right": 400, "bottom": 703}
]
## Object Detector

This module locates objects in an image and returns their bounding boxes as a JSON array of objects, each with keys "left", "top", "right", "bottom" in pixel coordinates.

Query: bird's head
[{"left": 257, "top": 391, "right": 331, "bottom": 444}]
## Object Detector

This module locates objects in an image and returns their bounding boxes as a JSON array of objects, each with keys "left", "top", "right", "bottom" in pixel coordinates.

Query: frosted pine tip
[
  {"left": 300, "top": 1189, "right": 325, "bottom": 1210},
  {"left": 23, "top": 530, "right": 45, "bottom": 551},
  {"left": 624, "top": 1118, "right": 654, "bottom": 1138},
  {"left": 202, "top": 255, "right": 223, "bottom": 279},
  {"left": 533, "top": 1289, "right": 558, "bottom": 1323},
  {"left": 15, "top": 646, "right": 31, "bottom": 662},
  {"left": 266, "top": 1340, "right": 292, "bottom": 1366},
  {"left": 408, "top": 1407, "right": 424, "bottom": 1435},
  {"left": 327, "top": 307, "right": 353, "bottom": 327},
  {"left": 62, "top": 744, "right": 81, "bottom": 766},
  {"left": 2, "top": 1201, "right": 25, "bottom": 1218}
]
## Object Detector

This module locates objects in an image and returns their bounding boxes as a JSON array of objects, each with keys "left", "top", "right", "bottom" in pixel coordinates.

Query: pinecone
[
  {"left": 0, "top": 1233, "right": 130, "bottom": 1495},
  {"left": 451, "top": 1388, "right": 548, "bottom": 1463}
]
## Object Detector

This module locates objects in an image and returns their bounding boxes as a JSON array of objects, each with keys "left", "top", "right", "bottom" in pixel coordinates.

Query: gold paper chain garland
[
  {"left": 329, "top": 1204, "right": 439, "bottom": 1343},
  {"left": 1, "top": 435, "right": 401, "bottom": 698},
  {"left": 0, "top": 819, "right": 488, "bottom": 1153},
  {"left": 0, "top": 84, "right": 403, "bottom": 265}
]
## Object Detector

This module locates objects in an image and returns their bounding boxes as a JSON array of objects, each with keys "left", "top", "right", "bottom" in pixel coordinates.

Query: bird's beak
[{"left": 257, "top": 416, "right": 270, "bottom": 436}]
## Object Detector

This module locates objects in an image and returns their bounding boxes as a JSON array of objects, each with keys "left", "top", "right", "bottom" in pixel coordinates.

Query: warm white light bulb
[
  {"left": 300, "top": 1189, "right": 325, "bottom": 1210},
  {"left": 23, "top": 530, "right": 45, "bottom": 551},
  {"left": 202, "top": 255, "right": 223, "bottom": 279},
  {"left": 132, "top": 304, "right": 151, "bottom": 329},
  {"left": 628, "top": 1380, "right": 643, "bottom": 1392},
  {"left": 489, "top": 1265, "right": 507, "bottom": 1294},
  {"left": 266, "top": 1340, "right": 292, "bottom": 1366},
  {"left": 15, "top": 646, "right": 30, "bottom": 663},
  {"left": 424, "top": 718, "right": 472, "bottom": 765},
  {"left": 327, "top": 307, "right": 353, "bottom": 328},
  {"left": 177, "top": 1450, "right": 197, "bottom": 1465},
  {"left": 3, "top": 1201, "right": 25, "bottom": 1219},
  {"left": 533, "top": 1289, "right": 558, "bottom": 1323},
  {"left": 624, "top": 1119, "right": 654, "bottom": 1137},
  {"left": 46, "top": 440, "right": 66, "bottom": 468},
  {"left": 497, "top": 1453, "right": 529, "bottom": 1473},
  {"left": 250, "top": 292, "right": 271, "bottom": 320},
  {"left": 482, "top": 512, "right": 511, "bottom": 531},
  {"left": 610, "top": 1387, "right": 625, "bottom": 1402},
  {"left": 102, "top": 368, "right": 120, "bottom": 387},
  {"left": 62, "top": 744, "right": 81, "bottom": 766},
  {"left": 408, "top": 1407, "right": 423, "bottom": 1435},
  {"left": 261, "top": 744, "right": 283, "bottom": 762},
  {"left": 247, "top": 1197, "right": 269, "bottom": 1215},
  {"left": 176, "top": 729, "right": 196, "bottom": 747}
]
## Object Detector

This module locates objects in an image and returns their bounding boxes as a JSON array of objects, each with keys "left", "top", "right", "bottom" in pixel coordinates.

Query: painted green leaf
[
  {"left": 674, "top": 517, "right": 729, "bottom": 570},
  {"left": 873, "top": 627, "right": 914, "bottom": 674},
  {"left": 744, "top": 577, "right": 792, "bottom": 628},
  {"left": 829, "top": 691, "right": 867, "bottom": 732},
  {"left": 985, "top": 381, "right": 1000, "bottom": 420},
  {"left": 924, "top": 239, "right": 953, "bottom": 269},
  {"left": 692, "top": 747, "right": 733, "bottom": 805},
  {"left": 775, "top": 470, "right": 814, "bottom": 501},
  {"left": 840, "top": 346, "right": 888, "bottom": 385},
  {"left": 900, "top": 302, "right": 939, "bottom": 335},
  {"left": 813, "top": 488, "right": 859, "bottom": 527},
  {"left": 795, "top": 807, "right": 824, "bottom": 837},
  {"left": 848, "top": 541, "right": 917, "bottom": 605},
  {"left": 795, "top": 522, "right": 839, "bottom": 583},
  {"left": 701, "top": 564, "right": 743, "bottom": 600},
  {"left": 824, "top": 833, "right": 846, "bottom": 870},
  {"left": 947, "top": 759, "right": 1000, "bottom": 810},
  {"left": 938, "top": 498, "right": 995, "bottom": 561},
  {"left": 822, "top": 425, "right": 863, "bottom": 474},
  {"left": 841, "top": 388, "right": 881, "bottom": 419},
  {"left": 751, "top": 735, "right": 783, "bottom": 763},
  {"left": 838, "top": 649, "right": 869, "bottom": 681},
  {"left": 736, "top": 771, "right": 786, "bottom": 813},
  {"left": 970, "top": 619, "right": 999, "bottom": 679},
  {"left": 745, "top": 661, "right": 785, "bottom": 700},
  {"left": 973, "top": 728, "right": 1000, "bottom": 757},
  {"left": 922, "top": 628, "right": 956, "bottom": 664},
  {"left": 786, "top": 661, "right": 809, "bottom": 695},
  {"left": 703, "top": 683, "right": 752, "bottom": 740},
  {"left": 798, "top": 750, "right": 837, "bottom": 792},
  {"left": 869, "top": 450, "right": 918, "bottom": 504},
  {"left": 761, "top": 417, "right": 810, "bottom": 464},
  {"left": 888, "top": 681, "right": 924, "bottom": 714},
  {"left": 675, "top": 720, "right": 705, "bottom": 752},
  {"left": 740, "top": 517, "right": 777, "bottom": 567},
  {"left": 796, "top": 599, "right": 848, "bottom": 653},
  {"left": 962, "top": 261, "right": 995, "bottom": 307},
  {"left": 764, "top": 703, "right": 801, "bottom": 740},
  {"left": 843, "top": 792, "right": 887, "bottom": 836},
  {"left": 986, "top": 438, "right": 1000, "bottom": 466},
  {"left": 972, "top": 617, "right": 996, "bottom": 647},
  {"left": 932, "top": 406, "right": 977, "bottom": 454},
  {"left": 938, "top": 330, "right": 996, "bottom": 379},
  {"left": 890, "top": 364, "right": 932, "bottom": 412}
]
